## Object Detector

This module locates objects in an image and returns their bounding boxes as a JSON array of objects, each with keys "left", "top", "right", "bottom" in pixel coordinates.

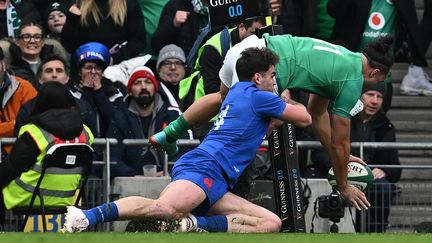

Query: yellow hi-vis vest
[
  {"left": 2, "top": 124, "right": 94, "bottom": 210},
  {"left": 179, "top": 28, "right": 235, "bottom": 121}
]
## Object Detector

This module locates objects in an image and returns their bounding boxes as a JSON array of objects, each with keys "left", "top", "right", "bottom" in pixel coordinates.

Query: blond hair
[{"left": 80, "top": 0, "right": 126, "bottom": 27}]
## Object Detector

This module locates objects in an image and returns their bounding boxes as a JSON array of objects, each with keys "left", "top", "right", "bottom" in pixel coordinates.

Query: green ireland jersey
[{"left": 264, "top": 34, "right": 364, "bottom": 119}]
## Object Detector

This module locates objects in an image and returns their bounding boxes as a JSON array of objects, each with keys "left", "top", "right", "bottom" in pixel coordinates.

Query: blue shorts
[{"left": 171, "top": 149, "right": 229, "bottom": 215}]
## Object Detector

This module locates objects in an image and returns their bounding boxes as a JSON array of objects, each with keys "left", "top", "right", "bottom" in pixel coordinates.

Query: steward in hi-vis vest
[{"left": 2, "top": 124, "right": 93, "bottom": 209}]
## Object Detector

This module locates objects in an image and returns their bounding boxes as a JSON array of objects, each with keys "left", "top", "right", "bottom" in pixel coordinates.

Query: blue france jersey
[{"left": 197, "top": 82, "right": 286, "bottom": 188}]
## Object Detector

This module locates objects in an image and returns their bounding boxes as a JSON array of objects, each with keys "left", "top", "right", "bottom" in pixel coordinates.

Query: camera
[{"left": 318, "top": 187, "right": 347, "bottom": 220}]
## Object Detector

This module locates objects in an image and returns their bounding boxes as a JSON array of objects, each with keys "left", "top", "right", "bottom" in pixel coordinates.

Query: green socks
[{"left": 163, "top": 115, "right": 191, "bottom": 143}]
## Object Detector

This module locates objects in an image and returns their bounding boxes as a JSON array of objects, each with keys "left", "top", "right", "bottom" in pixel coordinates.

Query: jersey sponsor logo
[
  {"left": 349, "top": 99, "right": 364, "bottom": 117},
  {"left": 368, "top": 12, "right": 385, "bottom": 30}
]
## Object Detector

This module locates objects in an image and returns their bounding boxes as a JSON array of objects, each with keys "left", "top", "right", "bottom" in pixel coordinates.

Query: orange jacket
[{"left": 1, "top": 73, "right": 37, "bottom": 138}]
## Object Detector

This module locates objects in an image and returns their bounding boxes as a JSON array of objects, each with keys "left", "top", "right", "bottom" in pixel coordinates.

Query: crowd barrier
[{"left": 1, "top": 138, "right": 431, "bottom": 232}]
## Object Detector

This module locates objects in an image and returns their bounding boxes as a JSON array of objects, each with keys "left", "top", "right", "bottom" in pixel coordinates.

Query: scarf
[
  {"left": 191, "top": 0, "right": 208, "bottom": 15},
  {"left": 7, "top": 2, "right": 21, "bottom": 38}
]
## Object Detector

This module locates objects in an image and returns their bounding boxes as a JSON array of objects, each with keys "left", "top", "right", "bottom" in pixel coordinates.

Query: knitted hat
[
  {"left": 128, "top": 66, "right": 158, "bottom": 93},
  {"left": 44, "top": 2, "right": 68, "bottom": 20},
  {"left": 74, "top": 42, "right": 111, "bottom": 69},
  {"left": 156, "top": 44, "right": 186, "bottom": 70},
  {"left": 362, "top": 82, "right": 387, "bottom": 95}
]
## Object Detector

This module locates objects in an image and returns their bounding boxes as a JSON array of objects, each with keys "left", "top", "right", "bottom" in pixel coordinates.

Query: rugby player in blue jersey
[{"left": 62, "top": 47, "right": 311, "bottom": 233}]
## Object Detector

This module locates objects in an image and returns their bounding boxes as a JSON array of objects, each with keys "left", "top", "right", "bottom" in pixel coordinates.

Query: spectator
[
  {"left": 311, "top": 82, "right": 401, "bottom": 232},
  {"left": 0, "top": 45, "right": 37, "bottom": 158},
  {"left": 0, "top": 0, "right": 41, "bottom": 39},
  {"left": 13, "top": 55, "right": 96, "bottom": 136},
  {"left": 69, "top": 42, "right": 125, "bottom": 138},
  {"left": 401, "top": 0, "right": 432, "bottom": 96},
  {"left": 156, "top": 44, "right": 187, "bottom": 103},
  {"left": 43, "top": 1, "right": 68, "bottom": 41},
  {"left": 2, "top": 21, "right": 68, "bottom": 89},
  {"left": 179, "top": 18, "right": 265, "bottom": 139},
  {"left": 61, "top": 0, "right": 146, "bottom": 64},
  {"left": 107, "top": 66, "right": 186, "bottom": 178},
  {"left": 328, "top": 0, "right": 428, "bottom": 110},
  {"left": 151, "top": 0, "right": 209, "bottom": 57},
  {"left": 0, "top": 82, "right": 93, "bottom": 226}
]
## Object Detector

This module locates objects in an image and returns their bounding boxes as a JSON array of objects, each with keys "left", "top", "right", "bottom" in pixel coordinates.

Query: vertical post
[
  {"left": 359, "top": 142, "right": 366, "bottom": 233},
  {"left": 269, "top": 123, "right": 306, "bottom": 232}
]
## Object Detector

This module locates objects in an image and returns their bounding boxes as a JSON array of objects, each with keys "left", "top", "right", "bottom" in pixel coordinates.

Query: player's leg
[
  {"left": 62, "top": 180, "right": 206, "bottom": 232},
  {"left": 181, "top": 192, "right": 280, "bottom": 233},
  {"left": 208, "top": 191, "right": 281, "bottom": 233},
  {"left": 150, "top": 84, "right": 228, "bottom": 155}
]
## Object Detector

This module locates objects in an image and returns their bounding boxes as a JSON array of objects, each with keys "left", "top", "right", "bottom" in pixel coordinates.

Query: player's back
[{"left": 265, "top": 34, "right": 364, "bottom": 100}]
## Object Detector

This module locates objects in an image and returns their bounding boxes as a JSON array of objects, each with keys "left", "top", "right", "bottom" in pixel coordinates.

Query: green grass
[{"left": 0, "top": 233, "right": 431, "bottom": 243}]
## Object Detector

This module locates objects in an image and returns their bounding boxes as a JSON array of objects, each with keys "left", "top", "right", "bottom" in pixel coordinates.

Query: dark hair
[
  {"left": 0, "top": 46, "right": 3, "bottom": 60},
  {"left": 362, "top": 35, "right": 394, "bottom": 75},
  {"left": 36, "top": 55, "right": 69, "bottom": 79},
  {"left": 236, "top": 47, "right": 279, "bottom": 81},
  {"left": 18, "top": 21, "right": 44, "bottom": 37},
  {"left": 31, "top": 82, "right": 76, "bottom": 116}
]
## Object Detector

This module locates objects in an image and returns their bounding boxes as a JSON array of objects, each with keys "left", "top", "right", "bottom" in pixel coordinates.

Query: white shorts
[{"left": 219, "top": 35, "right": 266, "bottom": 88}]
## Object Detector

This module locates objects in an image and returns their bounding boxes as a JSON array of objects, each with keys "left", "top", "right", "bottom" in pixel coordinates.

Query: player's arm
[{"left": 278, "top": 98, "right": 312, "bottom": 127}]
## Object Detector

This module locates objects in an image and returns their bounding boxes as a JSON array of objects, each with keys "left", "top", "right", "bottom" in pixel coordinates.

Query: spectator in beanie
[
  {"left": 69, "top": 42, "right": 125, "bottom": 138},
  {"left": 43, "top": 1, "right": 68, "bottom": 40},
  {"left": 156, "top": 44, "right": 187, "bottom": 103}
]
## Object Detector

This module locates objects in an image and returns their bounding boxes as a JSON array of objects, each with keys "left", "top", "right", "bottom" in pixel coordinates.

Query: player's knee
[{"left": 152, "top": 200, "right": 183, "bottom": 219}]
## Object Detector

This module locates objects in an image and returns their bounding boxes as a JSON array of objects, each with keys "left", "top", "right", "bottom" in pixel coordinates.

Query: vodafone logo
[{"left": 368, "top": 12, "right": 385, "bottom": 30}]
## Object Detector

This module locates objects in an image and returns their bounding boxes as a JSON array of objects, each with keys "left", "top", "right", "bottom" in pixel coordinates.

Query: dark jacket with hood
[
  {"left": 328, "top": 0, "right": 427, "bottom": 66},
  {"left": 107, "top": 92, "right": 183, "bottom": 178},
  {"left": 0, "top": 108, "right": 84, "bottom": 187}
]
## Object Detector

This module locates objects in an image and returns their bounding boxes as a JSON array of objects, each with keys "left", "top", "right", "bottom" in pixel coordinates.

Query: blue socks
[
  {"left": 196, "top": 215, "right": 228, "bottom": 232},
  {"left": 83, "top": 202, "right": 119, "bottom": 225}
]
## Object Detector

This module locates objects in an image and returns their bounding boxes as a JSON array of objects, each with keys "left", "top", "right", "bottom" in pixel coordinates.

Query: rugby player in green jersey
[{"left": 151, "top": 35, "right": 394, "bottom": 211}]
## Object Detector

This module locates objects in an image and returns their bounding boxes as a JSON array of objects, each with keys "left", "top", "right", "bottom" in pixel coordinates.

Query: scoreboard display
[{"left": 208, "top": 0, "right": 261, "bottom": 28}]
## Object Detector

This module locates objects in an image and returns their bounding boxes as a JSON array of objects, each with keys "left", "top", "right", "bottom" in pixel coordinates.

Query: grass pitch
[{"left": 0, "top": 233, "right": 431, "bottom": 243}]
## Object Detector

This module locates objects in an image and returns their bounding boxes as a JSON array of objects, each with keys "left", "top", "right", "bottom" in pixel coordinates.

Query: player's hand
[
  {"left": 173, "top": 11, "right": 190, "bottom": 28},
  {"left": 267, "top": 118, "right": 284, "bottom": 136},
  {"left": 349, "top": 154, "right": 367, "bottom": 166},
  {"left": 372, "top": 168, "right": 386, "bottom": 179},
  {"left": 280, "top": 89, "right": 291, "bottom": 102},
  {"left": 339, "top": 185, "right": 370, "bottom": 210}
]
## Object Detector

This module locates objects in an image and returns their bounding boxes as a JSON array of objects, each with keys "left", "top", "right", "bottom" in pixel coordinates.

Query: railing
[{"left": 1, "top": 138, "right": 431, "bottom": 232}]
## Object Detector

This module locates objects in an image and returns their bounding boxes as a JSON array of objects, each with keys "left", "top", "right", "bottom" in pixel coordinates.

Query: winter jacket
[
  {"left": 107, "top": 93, "right": 182, "bottom": 178},
  {"left": 350, "top": 111, "right": 402, "bottom": 183},
  {"left": 328, "top": 0, "right": 427, "bottom": 66},
  {"left": 0, "top": 72, "right": 37, "bottom": 138},
  {"left": 69, "top": 78, "right": 125, "bottom": 138}
]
